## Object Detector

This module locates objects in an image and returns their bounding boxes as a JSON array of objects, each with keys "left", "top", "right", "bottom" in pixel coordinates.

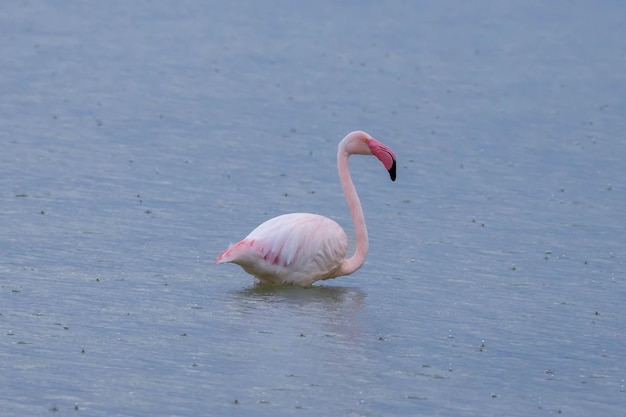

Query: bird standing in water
[{"left": 216, "top": 130, "right": 396, "bottom": 286}]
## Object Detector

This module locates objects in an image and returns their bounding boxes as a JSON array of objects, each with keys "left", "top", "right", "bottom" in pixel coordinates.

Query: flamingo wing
[{"left": 216, "top": 213, "right": 348, "bottom": 285}]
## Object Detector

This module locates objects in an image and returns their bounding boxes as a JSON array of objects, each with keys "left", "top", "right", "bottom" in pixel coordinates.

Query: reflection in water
[
  {"left": 229, "top": 284, "right": 366, "bottom": 343},
  {"left": 218, "top": 285, "right": 372, "bottom": 407},
  {"left": 232, "top": 284, "right": 364, "bottom": 307}
]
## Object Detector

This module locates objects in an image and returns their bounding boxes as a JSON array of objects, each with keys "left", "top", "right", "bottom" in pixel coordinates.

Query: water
[{"left": 1, "top": 1, "right": 625, "bottom": 416}]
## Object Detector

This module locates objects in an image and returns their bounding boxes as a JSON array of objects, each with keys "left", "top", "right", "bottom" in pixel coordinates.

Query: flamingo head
[
  {"left": 365, "top": 136, "right": 396, "bottom": 182},
  {"left": 341, "top": 131, "right": 397, "bottom": 181}
]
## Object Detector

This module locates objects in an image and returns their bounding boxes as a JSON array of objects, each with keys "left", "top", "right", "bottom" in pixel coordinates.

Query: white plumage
[{"left": 217, "top": 213, "right": 348, "bottom": 286}]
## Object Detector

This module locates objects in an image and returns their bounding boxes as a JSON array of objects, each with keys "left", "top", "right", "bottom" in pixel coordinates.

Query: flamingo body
[
  {"left": 216, "top": 130, "right": 396, "bottom": 286},
  {"left": 216, "top": 213, "right": 348, "bottom": 286}
]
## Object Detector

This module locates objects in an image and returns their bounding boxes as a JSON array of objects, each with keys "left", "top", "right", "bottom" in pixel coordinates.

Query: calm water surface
[{"left": 1, "top": 1, "right": 624, "bottom": 416}]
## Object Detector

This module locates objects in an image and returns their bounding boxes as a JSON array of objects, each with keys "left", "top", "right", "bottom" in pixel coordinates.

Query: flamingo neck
[{"left": 337, "top": 148, "right": 368, "bottom": 276}]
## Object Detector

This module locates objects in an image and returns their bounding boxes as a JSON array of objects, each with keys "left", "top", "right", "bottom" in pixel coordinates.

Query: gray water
[{"left": 1, "top": 1, "right": 624, "bottom": 416}]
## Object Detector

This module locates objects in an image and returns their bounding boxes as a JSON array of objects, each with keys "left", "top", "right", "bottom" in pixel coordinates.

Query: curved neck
[{"left": 337, "top": 148, "right": 368, "bottom": 275}]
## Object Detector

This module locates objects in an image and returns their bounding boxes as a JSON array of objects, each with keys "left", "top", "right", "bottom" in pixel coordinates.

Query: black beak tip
[{"left": 388, "top": 160, "right": 396, "bottom": 182}]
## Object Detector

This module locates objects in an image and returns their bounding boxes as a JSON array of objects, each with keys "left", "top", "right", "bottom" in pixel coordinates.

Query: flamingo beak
[{"left": 388, "top": 159, "right": 396, "bottom": 181}]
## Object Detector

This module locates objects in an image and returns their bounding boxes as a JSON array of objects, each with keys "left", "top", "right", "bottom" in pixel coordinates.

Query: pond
[{"left": 1, "top": 1, "right": 624, "bottom": 416}]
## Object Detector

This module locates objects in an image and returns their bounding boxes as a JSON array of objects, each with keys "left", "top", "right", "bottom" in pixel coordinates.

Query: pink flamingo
[{"left": 216, "top": 131, "right": 396, "bottom": 286}]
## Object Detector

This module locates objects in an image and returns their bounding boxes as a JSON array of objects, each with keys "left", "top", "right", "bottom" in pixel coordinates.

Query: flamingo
[{"left": 216, "top": 130, "right": 396, "bottom": 286}]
